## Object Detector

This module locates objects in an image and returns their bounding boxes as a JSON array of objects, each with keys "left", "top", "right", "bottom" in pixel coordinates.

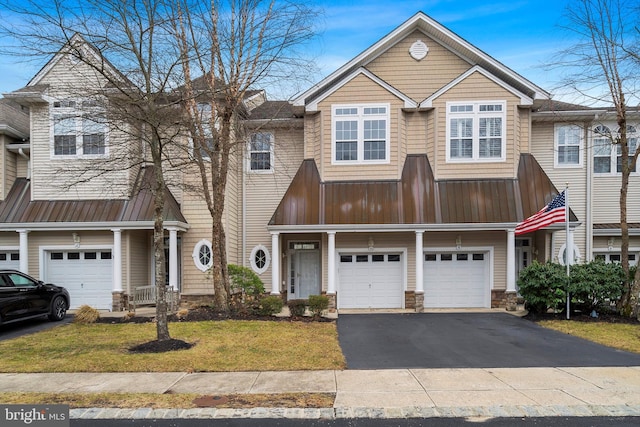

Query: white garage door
[
  {"left": 424, "top": 252, "right": 489, "bottom": 308},
  {"left": 339, "top": 253, "right": 403, "bottom": 309},
  {"left": 45, "top": 250, "right": 113, "bottom": 310},
  {"left": 0, "top": 251, "right": 20, "bottom": 270}
]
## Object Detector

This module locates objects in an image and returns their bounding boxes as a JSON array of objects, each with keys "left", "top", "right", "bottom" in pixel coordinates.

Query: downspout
[{"left": 18, "top": 148, "right": 31, "bottom": 179}]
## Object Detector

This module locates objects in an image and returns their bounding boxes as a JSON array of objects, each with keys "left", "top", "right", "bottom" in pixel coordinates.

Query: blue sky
[{"left": 0, "top": 0, "right": 573, "bottom": 99}]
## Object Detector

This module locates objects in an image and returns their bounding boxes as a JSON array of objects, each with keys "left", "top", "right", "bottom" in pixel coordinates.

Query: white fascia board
[
  {"left": 420, "top": 66, "right": 533, "bottom": 108},
  {"left": 305, "top": 68, "right": 417, "bottom": 112},
  {"left": 0, "top": 221, "right": 190, "bottom": 232},
  {"left": 267, "top": 221, "right": 581, "bottom": 233},
  {"left": 0, "top": 125, "right": 28, "bottom": 140}
]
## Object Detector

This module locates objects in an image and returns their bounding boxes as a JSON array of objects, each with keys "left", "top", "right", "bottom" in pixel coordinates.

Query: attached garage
[
  {"left": 0, "top": 251, "right": 20, "bottom": 270},
  {"left": 44, "top": 249, "right": 113, "bottom": 310},
  {"left": 338, "top": 253, "right": 403, "bottom": 309},
  {"left": 423, "top": 251, "right": 490, "bottom": 308}
]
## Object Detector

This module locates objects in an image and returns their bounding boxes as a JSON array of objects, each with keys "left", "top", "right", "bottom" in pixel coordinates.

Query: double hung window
[
  {"left": 249, "top": 132, "right": 273, "bottom": 172},
  {"left": 52, "top": 99, "right": 107, "bottom": 157},
  {"left": 446, "top": 101, "right": 505, "bottom": 162},
  {"left": 332, "top": 104, "right": 389, "bottom": 164},
  {"left": 555, "top": 124, "right": 582, "bottom": 167},
  {"left": 592, "top": 124, "right": 638, "bottom": 174}
]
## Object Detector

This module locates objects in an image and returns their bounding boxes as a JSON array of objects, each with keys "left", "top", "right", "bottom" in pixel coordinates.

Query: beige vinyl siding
[
  {"left": 304, "top": 113, "right": 321, "bottom": 160},
  {"left": 593, "top": 175, "right": 640, "bottom": 223},
  {"left": 366, "top": 31, "right": 471, "bottom": 101},
  {"left": 126, "top": 230, "right": 150, "bottom": 294},
  {"left": 0, "top": 137, "right": 18, "bottom": 198},
  {"left": 531, "top": 121, "right": 588, "bottom": 264},
  {"left": 30, "top": 57, "right": 134, "bottom": 200},
  {"left": 593, "top": 236, "right": 640, "bottom": 252},
  {"left": 224, "top": 144, "right": 242, "bottom": 266},
  {"left": 244, "top": 127, "right": 304, "bottom": 291},
  {"left": 424, "top": 231, "right": 507, "bottom": 290},
  {"left": 432, "top": 72, "right": 521, "bottom": 180},
  {"left": 0, "top": 232, "right": 19, "bottom": 247},
  {"left": 317, "top": 74, "right": 405, "bottom": 181},
  {"left": 406, "top": 110, "right": 428, "bottom": 155}
]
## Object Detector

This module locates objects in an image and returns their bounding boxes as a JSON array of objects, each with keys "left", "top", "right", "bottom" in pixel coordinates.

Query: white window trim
[
  {"left": 192, "top": 239, "right": 213, "bottom": 272},
  {"left": 445, "top": 101, "right": 506, "bottom": 163},
  {"left": 331, "top": 103, "right": 391, "bottom": 165},
  {"left": 592, "top": 123, "right": 640, "bottom": 176},
  {"left": 247, "top": 132, "right": 274, "bottom": 174},
  {"left": 593, "top": 250, "right": 639, "bottom": 266},
  {"left": 50, "top": 99, "right": 109, "bottom": 159},
  {"left": 250, "top": 244, "right": 271, "bottom": 275},
  {"left": 554, "top": 123, "right": 583, "bottom": 168}
]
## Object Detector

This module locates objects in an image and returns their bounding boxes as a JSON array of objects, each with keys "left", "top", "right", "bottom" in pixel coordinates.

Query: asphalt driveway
[{"left": 337, "top": 312, "right": 640, "bottom": 369}]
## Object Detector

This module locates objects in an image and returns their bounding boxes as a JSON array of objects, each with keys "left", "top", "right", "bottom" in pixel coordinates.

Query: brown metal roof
[
  {"left": 0, "top": 167, "right": 186, "bottom": 226},
  {"left": 270, "top": 154, "right": 577, "bottom": 227}
]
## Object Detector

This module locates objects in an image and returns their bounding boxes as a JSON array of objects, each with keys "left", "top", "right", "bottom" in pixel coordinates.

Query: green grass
[
  {"left": 538, "top": 320, "right": 640, "bottom": 354},
  {"left": 0, "top": 321, "right": 345, "bottom": 373}
]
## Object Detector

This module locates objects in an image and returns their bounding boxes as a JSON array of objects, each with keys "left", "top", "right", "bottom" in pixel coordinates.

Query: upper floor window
[
  {"left": 249, "top": 132, "right": 273, "bottom": 172},
  {"left": 332, "top": 104, "right": 390, "bottom": 164},
  {"left": 593, "top": 124, "right": 638, "bottom": 174},
  {"left": 51, "top": 99, "right": 107, "bottom": 157},
  {"left": 446, "top": 101, "right": 505, "bottom": 162},
  {"left": 555, "top": 124, "right": 583, "bottom": 168},
  {"left": 191, "top": 103, "right": 217, "bottom": 161}
]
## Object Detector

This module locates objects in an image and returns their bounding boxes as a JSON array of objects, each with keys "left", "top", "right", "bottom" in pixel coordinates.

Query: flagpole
[{"left": 565, "top": 183, "right": 570, "bottom": 320}]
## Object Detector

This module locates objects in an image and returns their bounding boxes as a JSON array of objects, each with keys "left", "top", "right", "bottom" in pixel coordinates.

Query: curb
[{"left": 71, "top": 404, "right": 640, "bottom": 420}]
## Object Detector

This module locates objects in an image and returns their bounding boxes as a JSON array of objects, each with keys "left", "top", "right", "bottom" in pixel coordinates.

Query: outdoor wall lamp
[
  {"left": 608, "top": 237, "right": 615, "bottom": 251},
  {"left": 455, "top": 235, "right": 462, "bottom": 250},
  {"left": 72, "top": 232, "right": 80, "bottom": 248},
  {"left": 368, "top": 236, "right": 374, "bottom": 251}
]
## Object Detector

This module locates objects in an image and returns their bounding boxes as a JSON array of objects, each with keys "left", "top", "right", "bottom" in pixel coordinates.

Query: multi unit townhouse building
[{"left": 0, "top": 12, "right": 638, "bottom": 313}]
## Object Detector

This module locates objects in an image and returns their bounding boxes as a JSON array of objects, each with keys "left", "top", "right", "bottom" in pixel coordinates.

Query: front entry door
[{"left": 289, "top": 249, "right": 320, "bottom": 299}]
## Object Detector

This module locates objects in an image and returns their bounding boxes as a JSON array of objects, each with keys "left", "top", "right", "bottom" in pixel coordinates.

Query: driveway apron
[{"left": 337, "top": 312, "right": 640, "bottom": 369}]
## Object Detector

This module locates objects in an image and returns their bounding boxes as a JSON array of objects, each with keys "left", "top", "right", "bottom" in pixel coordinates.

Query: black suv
[{"left": 0, "top": 270, "right": 70, "bottom": 325}]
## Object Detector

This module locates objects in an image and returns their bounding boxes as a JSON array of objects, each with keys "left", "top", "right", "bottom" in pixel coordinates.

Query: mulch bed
[{"left": 128, "top": 338, "right": 194, "bottom": 353}]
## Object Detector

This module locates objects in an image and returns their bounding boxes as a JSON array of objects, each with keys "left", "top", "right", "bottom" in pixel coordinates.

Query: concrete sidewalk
[{"left": 2, "top": 367, "right": 640, "bottom": 419}]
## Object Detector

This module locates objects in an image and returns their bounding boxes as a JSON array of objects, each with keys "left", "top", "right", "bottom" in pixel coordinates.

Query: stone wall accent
[
  {"left": 112, "top": 291, "right": 126, "bottom": 312},
  {"left": 180, "top": 294, "right": 215, "bottom": 309},
  {"left": 491, "top": 289, "right": 507, "bottom": 308},
  {"left": 405, "top": 291, "right": 416, "bottom": 310},
  {"left": 325, "top": 293, "right": 337, "bottom": 312},
  {"left": 414, "top": 292, "right": 424, "bottom": 312},
  {"left": 505, "top": 291, "right": 518, "bottom": 311}
]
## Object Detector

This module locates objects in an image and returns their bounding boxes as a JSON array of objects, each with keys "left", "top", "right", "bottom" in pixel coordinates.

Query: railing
[{"left": 129, "top": 285, "right": 179, "bottom": 312}]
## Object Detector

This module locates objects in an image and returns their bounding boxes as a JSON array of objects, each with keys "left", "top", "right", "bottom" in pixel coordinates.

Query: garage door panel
[
  {"left": 424, "top": 252, "right": 488, "bottom": 308},
  {"left": 339, "top": 253, "right": 403, "bottom": 309},
  {"left": 0, "top": 252, "right": 20, "bottom": 270},
  {"left": 46, "top": 250, "right": 113, "bottom": 310}
]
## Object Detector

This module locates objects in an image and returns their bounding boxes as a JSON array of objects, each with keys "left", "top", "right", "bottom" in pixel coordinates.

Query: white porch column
[
  {"left": 270, "top": 232, "right": 280, "bottom": 295},
  {"left": 17, "top": 229, "right": 29, "bottom": 274},
  {"left": 111, "top": 229, "right": 123, "bottom": 292},
  {"left": 506, "top": 229, "right": 516, "bottom": 292},
  {"left": 327, "top": 232, "right": 336, "bottom": 295},
  {"left": 168, "top": 227, "right": 178, "bottom": 290},
  {"left": 415, "top": 231, "right": 424, "bottom": 294}
]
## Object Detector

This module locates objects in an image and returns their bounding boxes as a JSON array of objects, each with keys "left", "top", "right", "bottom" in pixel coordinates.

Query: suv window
[{"left": 7, "top": 273, "right": 37, "bottom": 287}]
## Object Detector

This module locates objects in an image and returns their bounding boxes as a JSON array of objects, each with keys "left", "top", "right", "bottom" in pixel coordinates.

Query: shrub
[
  {"left": 517, "top": 261, "right": 567, "bottom": 314},
  {"left": 308, "top": 295, "right": 329, "bottom": 319},
  {"left": 257, "top": 295, "right": 284, "bottom": 316},
  {"left": 73, "top": 305, "right": 100, "bottom": 324},
  {"left": 228, "top": 264, "right": 265, "bottom": 314},
  {"left": 287, "top": 299, "right": 307, "bottom": 317},
  {"left": 569, "top": 261, "right": 625, "bottom": 312}
]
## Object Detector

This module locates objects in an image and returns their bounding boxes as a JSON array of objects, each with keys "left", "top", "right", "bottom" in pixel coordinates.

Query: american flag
[{"left": 515, "top": 190, "right": 566, "bottom": 235}]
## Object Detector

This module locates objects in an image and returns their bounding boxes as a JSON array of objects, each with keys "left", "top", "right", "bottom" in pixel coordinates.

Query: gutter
[
  {"left": 267, "top": 222, "right": 582, "bottom": 233},
  {"left": 0, "top": 220, "right": 190, "bottom": 232}
]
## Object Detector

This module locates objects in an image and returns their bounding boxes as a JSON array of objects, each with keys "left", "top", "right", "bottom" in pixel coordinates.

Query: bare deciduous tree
[
  {"left": 556, "top": 0, "right": 640, "bottom": 317},
  {"left": 168, "top": 0, "right": 319, "bottom": 313}
]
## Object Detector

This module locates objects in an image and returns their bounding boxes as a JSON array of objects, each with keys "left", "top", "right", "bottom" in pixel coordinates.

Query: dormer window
[
  {"left": 332, "top": 104, "right": 390, "bottom": 164},
  {"left": 51, "top": 99, "right": 107, "bottom": 157},
  {"left": 446, "top": 101, "right": 506, "bottom": 162}
]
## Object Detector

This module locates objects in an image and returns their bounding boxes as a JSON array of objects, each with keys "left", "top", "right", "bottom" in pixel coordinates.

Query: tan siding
[
  {"left": 406, "top": 110, "right": 427, "bottom": 155},
  {"left": 530, "top": 121, "right": 588, "bottom": 263},
  {"left": 127, "top": 230, "right": 150, "bottom": 293},
  {"left": 432, "top": 72, "right": 522, "bottom": 180},
  {"left": 366, "top": 30, "right": 471, "bottom": 101},
  {"left": 593, "top": 175, "right": 640, "bottom": 223},
  {"left": 317, "top": 74, "right": 405, "bottom": 181},
  {"left": 243, "top": 127, "right": 304, "bottom": 291},
  {"left": 31, "top": 57, "right": 134, "bottom": 200}
]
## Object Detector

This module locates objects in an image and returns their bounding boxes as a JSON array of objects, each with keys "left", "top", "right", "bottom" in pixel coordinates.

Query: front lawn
[
  {"left": 537, "top": 319, "right": 640, "bottom": 354},
  {"left": 0, "top": 320, "right": 345, "bottom": 373}
]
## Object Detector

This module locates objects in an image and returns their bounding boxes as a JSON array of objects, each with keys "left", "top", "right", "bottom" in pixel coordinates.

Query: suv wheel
[{"left": 48, "top": 297, "right": 67, "bottom": 321}]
